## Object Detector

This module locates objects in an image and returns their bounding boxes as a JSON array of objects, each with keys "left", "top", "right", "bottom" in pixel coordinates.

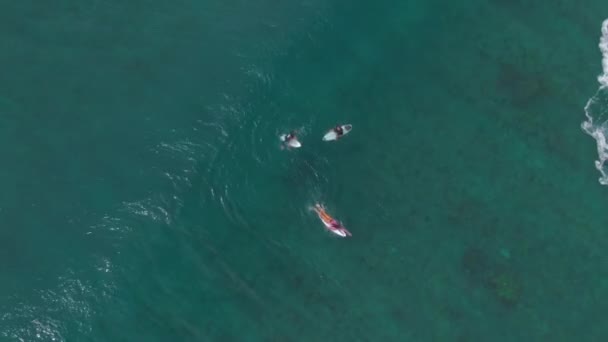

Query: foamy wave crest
[
  {"left": 582, "top": 18, "right": 608, "bottom": 184},
  {"left": 599, "top": 19, "right": 608, "bottom": 87}
]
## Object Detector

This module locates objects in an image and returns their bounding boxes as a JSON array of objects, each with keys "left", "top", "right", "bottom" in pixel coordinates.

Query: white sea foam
[
  {"left": 582, "top": 19, "right": 608, "bottom": 184},
  {"left": 599, "top": 19, "right": 608, "bottom": 87}
]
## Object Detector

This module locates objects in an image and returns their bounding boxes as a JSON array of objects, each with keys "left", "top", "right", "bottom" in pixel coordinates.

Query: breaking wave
[{"left": 582, "top": 19, "right": 608, "bottom": 184}]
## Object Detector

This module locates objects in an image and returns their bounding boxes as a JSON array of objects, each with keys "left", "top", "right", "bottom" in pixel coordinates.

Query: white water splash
[
  {"left": 599, "top": 19, "right": 608, "bottom": 87},
  {"left": 582, "top": 19, "right": 608, "bottom": 184}
]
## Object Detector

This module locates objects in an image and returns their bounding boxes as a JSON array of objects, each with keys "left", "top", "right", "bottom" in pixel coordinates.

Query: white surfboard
[
  {"left": 322, "top": 124, "right": 352, "bottom": 141},
  {"left": 280, "top": 134, "right": 301, "bottom": 148}
]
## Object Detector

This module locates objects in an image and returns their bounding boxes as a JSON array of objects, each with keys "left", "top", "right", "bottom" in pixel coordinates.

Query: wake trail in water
[{"left": 582, "top": 19, "right": 608, "bottom": 184}]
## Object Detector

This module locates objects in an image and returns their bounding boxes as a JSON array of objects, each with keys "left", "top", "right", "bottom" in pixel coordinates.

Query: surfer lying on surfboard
[
  {"left": 311, "top": 203, "right": 351, "bottom": 237},
  {"left": 322, "top": 124, "right": 352, "bottom": 141},
  {"left": 280, "top": 131, "right": 301, "bottom": 149}
]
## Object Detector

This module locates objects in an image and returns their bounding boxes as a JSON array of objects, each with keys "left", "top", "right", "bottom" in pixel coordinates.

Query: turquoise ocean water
[{"left": 2, "top": 0, "right": 608, "bottom": 341}]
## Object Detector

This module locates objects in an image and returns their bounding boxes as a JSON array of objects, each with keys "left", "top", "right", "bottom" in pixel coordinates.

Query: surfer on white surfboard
[
  {"left": 322, "top": 124, "right": 352, "bottom": 141},
  {"left": 280, "top": 130, "right": 301, "bottom": 149}
]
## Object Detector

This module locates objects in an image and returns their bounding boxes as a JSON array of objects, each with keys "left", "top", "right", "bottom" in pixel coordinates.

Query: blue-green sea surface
[{"left": 1, "top": 0, "right": 608, "bottom": 341}]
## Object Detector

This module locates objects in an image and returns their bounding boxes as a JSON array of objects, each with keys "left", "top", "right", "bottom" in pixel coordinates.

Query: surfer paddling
[{"left": 311, "top": 203, "right": 351, "bottom": 237}]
